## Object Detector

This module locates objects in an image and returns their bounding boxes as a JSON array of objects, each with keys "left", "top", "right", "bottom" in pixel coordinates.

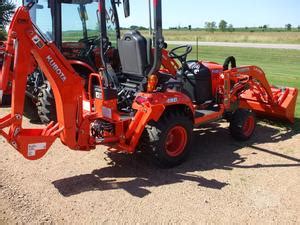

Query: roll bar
[{"left": 147, "top": 0, "right": 164, "bottom": 77}]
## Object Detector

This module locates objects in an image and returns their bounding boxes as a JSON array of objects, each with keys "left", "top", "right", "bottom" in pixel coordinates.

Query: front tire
[
  {"left": 143, "top": 111, "right": 193, "bottom": 168},
  {"left": 230, "top": 109, "right": 256, "bottom": 141}
]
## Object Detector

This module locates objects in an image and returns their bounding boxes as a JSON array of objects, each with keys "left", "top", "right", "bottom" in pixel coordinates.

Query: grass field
[
  {"left": 142, "top": 30, "right": 300, "bottom": 44},
  {"left": 62, "top": 30, "right": 300, "bottom": 44},
  {"left": 169, "top": 45, "right": 300, "bottom": 131}
]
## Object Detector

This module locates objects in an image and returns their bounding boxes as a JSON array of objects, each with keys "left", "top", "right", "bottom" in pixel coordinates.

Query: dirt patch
[{"left": 0, "top": 107, "right": 299, "bottom": 224}]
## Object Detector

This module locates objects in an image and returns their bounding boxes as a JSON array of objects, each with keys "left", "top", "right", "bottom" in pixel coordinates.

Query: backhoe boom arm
[{"left": 0, "top": 7, "right": 91, "bottom": 159}]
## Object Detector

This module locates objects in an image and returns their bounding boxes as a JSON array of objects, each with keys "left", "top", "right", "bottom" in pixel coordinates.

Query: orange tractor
[{"left": 0, "top": 0, "right": 298, "bottom": 167}]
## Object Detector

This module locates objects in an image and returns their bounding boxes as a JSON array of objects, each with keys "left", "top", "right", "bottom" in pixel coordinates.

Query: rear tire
[
  {"left": 230, "top": 109, "right": 256, "bottom": 141},
  {"left": 36, "top": 80, "right": 57, "bottom": 124},
  {"left": 142, "top": 111, "right": 193, "bottom": 168},
  {"left": 24, "top": 95, "right": 40, "bottom": 122},
  {"left": 1, "top": 94, "right": 11, "bottom": 106}
]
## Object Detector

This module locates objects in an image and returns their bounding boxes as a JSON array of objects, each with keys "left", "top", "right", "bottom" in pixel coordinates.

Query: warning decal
[{"left": 28, "top": 143, "right": 47, "bottom": 157}]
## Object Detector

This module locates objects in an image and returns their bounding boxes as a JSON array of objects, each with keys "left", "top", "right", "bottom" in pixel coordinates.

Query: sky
[
  {"left": 15, "top": 0, "right": 300, "bottom": 29},
  {"left": 117, "top": 0, "right": 300, "bottom": 28}
]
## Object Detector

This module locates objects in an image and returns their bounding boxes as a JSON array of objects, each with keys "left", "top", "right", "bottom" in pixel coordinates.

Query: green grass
[
  {"left": 62, "top": 30, "right": 99, "bottom": 42},
  {"left": 169, "top": 45, "right": 300, "bottom": 131},
  {"left": 64, "top": 30, "right": 300, "bottom": 44},
  {"left": 140, "top": 30, "right": 300, "bottom": 44}
]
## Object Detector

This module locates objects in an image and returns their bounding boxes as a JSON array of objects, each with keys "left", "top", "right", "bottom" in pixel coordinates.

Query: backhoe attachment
[{"left": 0, "top": 6, "right": 91, "bottom": 159}]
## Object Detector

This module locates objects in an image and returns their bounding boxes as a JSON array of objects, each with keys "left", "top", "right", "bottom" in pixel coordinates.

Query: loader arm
[
  {"left": 225, "top": 66, "right": 298, "bottom": 123},
  {"left": 0, "top": 7, "right": 91, "bottom": 159}
]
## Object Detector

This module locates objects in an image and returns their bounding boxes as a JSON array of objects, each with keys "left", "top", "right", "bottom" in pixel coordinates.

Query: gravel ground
[{"left": 0, "top": 107, "right": 299, "bottom": 224}]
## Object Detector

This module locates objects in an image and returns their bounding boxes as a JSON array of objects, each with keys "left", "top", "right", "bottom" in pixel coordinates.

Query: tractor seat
[{"left": 118, "top": 30, "right": 152, "bottom": 82}]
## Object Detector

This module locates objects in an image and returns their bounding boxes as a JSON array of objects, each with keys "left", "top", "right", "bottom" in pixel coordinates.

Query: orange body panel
[
  {"left": 202, "top": 61, "right": 224, "bottom": 97},
  {"left": 161, "top": 49, "right": 180, "bottom": 75}
]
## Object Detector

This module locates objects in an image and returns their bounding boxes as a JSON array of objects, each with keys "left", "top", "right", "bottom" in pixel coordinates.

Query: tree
[
  {"left": 297, "top": 25, "right": 300, "bottom": 31},
  {"left": 129, "top": 25, "right": 139, "bottom": 30},
  {"left": 0, "top": 29, "right": 5, "bottom": 40},
  {"left": 285, "top": 24, "right": 292, "bottom": 31},
  {"left": 219, "top": 20, "right": 228, "bottom": 32},
  {"left": 0, "top": 0, "right": 16, "bottom": 28},
  {"left": 0, "top": 0, "right": 15, "bottom": 40},
  {"left": 188, "top": 25, "right": 192, "bottom": 31},
  {"left": 228, "top": 24, "right": 234, "bottom": 32},
  {"left": 205, "top": 21, "right": 216, "bottom": 32}
]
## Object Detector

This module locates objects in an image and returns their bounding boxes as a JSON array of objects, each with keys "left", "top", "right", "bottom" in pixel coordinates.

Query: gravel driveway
[{"left": 0, "top": 107, "right": 299, "bottom": 224}]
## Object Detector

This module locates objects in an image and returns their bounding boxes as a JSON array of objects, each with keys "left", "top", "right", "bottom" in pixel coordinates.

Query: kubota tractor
[{"left": 0, "top": 0, "right": 298, "bottom": 167}]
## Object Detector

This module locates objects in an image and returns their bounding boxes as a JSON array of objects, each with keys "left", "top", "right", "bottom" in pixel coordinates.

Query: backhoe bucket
[{"left": 239, "top": 86, "right": 298, "bottom": 123}]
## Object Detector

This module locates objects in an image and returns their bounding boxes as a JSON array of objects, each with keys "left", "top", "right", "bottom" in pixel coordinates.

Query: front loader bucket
[{"left": 239, "top": 86, "right": 298, "bottom": 123}]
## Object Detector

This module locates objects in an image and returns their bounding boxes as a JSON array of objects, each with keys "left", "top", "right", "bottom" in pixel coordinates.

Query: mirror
[
  {"left": 24, "top": 0, "right": 38, "bottom": 6},
  {"left": 123, "top": 0, "right": 130, "bottom": 18},
  {"left": 25, "top": 0, "right": 43, "bottom": 8},
  {"left": 36, "top": 4, "right": 44, "bottom": 9},
  {"left": 25, "top": 0, "right": 38, "bottom": 3},
  {"left": 77, "top": 4, "right": 89, "bottom": 21}
]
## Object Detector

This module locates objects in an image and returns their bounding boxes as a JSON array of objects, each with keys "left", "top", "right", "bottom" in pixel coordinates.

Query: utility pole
[{"left": 148, "top": 0, "right": 152, "bottom": 35}]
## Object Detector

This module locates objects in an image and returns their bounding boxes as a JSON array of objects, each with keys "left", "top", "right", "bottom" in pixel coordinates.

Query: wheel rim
[
  {"left": 165, "top": 126, "right": 188, "bottom": 157},
  {"left": 243, "top": 116, "right": 255, "bottom": 137}
]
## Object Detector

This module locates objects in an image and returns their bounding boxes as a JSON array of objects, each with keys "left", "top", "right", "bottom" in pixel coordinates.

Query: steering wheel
[
  {"left": 168, "top": 45, "right": 193, "bottom": 64},
  {"left": 79, "top": 36, "right": 99, "bottom": 45},
  {"left": 78, "top": 36, "right": 101, "bottom": 58}
]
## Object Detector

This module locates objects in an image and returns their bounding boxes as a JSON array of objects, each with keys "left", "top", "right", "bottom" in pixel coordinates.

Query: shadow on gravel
[{"left": 52, "top": 121, "right": 300, "bottom": 198}]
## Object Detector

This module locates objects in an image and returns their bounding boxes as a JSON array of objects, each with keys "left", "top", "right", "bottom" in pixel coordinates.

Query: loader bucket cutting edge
[{"left": 239, "top": 86, "right": 298, "bottom": 123}]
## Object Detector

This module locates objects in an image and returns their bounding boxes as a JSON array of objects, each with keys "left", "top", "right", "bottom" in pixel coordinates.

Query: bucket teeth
[{"left": 42, "top": 122, "right": 63, "bottom": 136}]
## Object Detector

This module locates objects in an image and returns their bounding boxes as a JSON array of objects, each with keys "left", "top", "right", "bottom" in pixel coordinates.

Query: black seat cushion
[{"left": 118, "top": 30, "right": 149, "bottom": 81}]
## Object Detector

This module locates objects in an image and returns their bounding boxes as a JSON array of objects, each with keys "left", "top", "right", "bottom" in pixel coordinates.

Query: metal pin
[
  {"left": 15, "top": 114, "right": 22, "bottom": 120},
  {"left": 14, "top": 127, "right": 21, "bottom": 137}
]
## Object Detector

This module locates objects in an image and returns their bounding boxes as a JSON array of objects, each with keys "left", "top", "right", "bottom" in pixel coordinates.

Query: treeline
[
  {"left": 168, "top": 20, "right": 300, "bottom": 32},
  {"left": 0, "top": 0, "right": 16, "bottom": 40},
  {"left": 121, "top": 25, "right": 149, "bottom": 31},
  {"left": 124, "top": 24, "right": 300, "bottom": 33}
]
